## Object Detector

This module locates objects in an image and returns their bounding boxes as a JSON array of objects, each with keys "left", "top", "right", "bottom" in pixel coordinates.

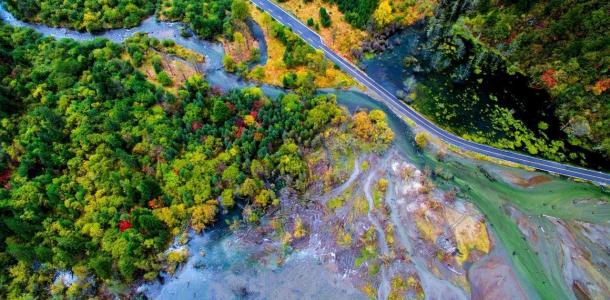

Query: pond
[{"left": 359, "top": 24, "right": 608, "bottom": 169}]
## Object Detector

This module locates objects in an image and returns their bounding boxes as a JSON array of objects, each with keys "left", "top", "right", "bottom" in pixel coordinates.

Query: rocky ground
[
  {"left": 199, "top": 146, "right": 521, "bottom": 299},
  {"left": 138, "top": 139, "right": 610, "bottom": 299}
]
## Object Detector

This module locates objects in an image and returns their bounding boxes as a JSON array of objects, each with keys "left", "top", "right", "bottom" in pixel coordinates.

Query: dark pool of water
[{"left": 360, "top": 25, "right": 608, "bottom": 170}]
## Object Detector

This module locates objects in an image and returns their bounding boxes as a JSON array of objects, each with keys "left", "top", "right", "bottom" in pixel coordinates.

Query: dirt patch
[
  {"left": 500, "top": 171, "right": 552, "bottom": 187},
  {"left": 468, "top": 254, "right": 528, "bottom": 300},
  {"left": 141, "top": 52, "right": 202, "bottom": 92},
  {"left": 445, "top": 207, "right": 491, "bottom": 265}
]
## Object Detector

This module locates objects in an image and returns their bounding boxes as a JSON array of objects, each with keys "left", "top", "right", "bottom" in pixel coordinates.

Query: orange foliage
[
  {"left": 541, "top": 69, "right": 557, "bottom": 89},
  {"left": 592, "top": 78, "right": 610, "bottom": 95},
  {"left": 352, "top": 111, "right": 374, "bottom": 141},
  {"left": 254, "top": 132, "right": 263, "bottom": 141},
  {"left": 148, "top": 198, "right": 164, "bottom": 209}
]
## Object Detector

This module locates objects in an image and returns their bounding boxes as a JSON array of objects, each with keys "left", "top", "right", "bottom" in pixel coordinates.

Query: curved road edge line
[{"left": 250, "top": 0, "right": 610, "bottom": 186}]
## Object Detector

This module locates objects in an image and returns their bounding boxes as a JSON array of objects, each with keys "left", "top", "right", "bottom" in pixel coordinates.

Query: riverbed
[{"left": 2, "top": 5, "right": 609, "bottom": 300}]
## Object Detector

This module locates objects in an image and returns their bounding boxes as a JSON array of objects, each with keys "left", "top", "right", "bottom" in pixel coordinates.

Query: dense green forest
[
  {"left": 0, "top": 23, "right": 348, "bottom": 297},
  {"left": 413, "top": 0, "right": 609, "bottom": 166},
  {"left": 2, "top": 0, "right": 155, "bottom": 32},
  {"left": 2, "top": 0, "right": 242, "bottom": 40},
  {"left": 158, "top": 0, "right": 234, "bottom": 40}
]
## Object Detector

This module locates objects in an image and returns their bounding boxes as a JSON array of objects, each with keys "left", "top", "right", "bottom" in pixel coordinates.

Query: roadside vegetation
[
  {"left": 411, "top": 0, "right": 610, "bottom": 167},
  {"left": 277, "top": 0, "right": 366, "bottom": 59},
  {"left": 247, "top": 3, "right": 355, "bottom": 89},
  {"left": 276, "top": 0, "right": 609, "bottom": 168},
  {"left": 276, "top": 0, "right": 435, "bottom": 59},
  {"left": 456, "top": 0, "right": 610, "bottom": 161}
]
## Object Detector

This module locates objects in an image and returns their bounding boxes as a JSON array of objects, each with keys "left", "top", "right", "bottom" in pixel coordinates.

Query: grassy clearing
[
  {"left": 277, "top": 0, "right": 367, "bottom": 60},
  {"left": 327, "top": 184, "right": 353, "bottom": 211},
  {"left": 445, "top": 206, "right": 490, "bottom": 265},
  {"left": 140, "top": 54, "right": 200, "bottom": 92},
  {"left": 327, "top": 196, "right": 346, "bottom": 210},
  {"left": 125, "top": 35, "right": 205, "bottom": 93},
  {"left": 355, "top": 245, "right": 378, "bottom": 268},
  {"left": 327, "top": 134, "right": 356, "bottom": 184},
  {"left": 372, "top": 178, "right": 387, "bottom": 208},
  {"left": 352, "top": 195, "right": 369, "bottom": 216},
  {"left": 355, "top": 227, "right": 378, "bottom": 267},
  {"left": 335, "top": 225, "right": 353, "bottom": 247}
]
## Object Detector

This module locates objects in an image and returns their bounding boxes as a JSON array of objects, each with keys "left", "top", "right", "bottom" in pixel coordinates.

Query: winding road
[{"left": 250, "top": 0, "right": 610, "bottom": 186}]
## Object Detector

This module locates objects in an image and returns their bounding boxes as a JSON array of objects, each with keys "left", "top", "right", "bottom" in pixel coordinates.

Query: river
[{"left": 1, "top": 5, "right": 609, "bottom": 300}]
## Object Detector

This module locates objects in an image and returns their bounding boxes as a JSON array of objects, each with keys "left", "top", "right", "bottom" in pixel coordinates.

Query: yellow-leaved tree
[
  {"left": 373, "top": 0, "right": 394, "bottom": 28},
  {"left": 190, "top": 202, "right": 218, "bottom": 233}
]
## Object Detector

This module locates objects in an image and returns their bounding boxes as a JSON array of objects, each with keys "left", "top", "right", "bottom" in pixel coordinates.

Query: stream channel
[{"left": 1, "top": 5, "right": 609, "bottom": 300}]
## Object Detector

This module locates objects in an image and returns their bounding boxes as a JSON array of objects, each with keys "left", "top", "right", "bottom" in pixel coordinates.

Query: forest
[
  {"left": 0, "top": 23, "right": 357, "bottom": 297},
  {"left": 158, "top": 0, "right": 234, "bottom": 40},
  {"left": 460, "top": 0, "right": 610, "bottom": 160},
  {"left": 413, "top": 0, "right": 609, "bottom": 166},
  {"left": 3, "top": 0, "right": 238, "bottom": 40},
  {"left": 2, "top": 0, "right": 156, "bottom": 32}
]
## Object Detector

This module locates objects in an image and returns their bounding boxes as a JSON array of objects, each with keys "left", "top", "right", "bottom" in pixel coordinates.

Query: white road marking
[{"left": 250, "top": 0, "right": 610, "bottom": 185}]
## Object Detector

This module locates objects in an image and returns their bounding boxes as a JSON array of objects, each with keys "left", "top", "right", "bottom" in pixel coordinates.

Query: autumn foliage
[
  {"left": 118, "top": 220, "right": 132, "bottom": 232},
  {"left": 540, "top": 69, "right": 557, "bottom": 89},
  {"left": 0, "top": 169, "right": 11, "bottom": 185},
  {"left": 351, "top": 110, "right": 394, "bottom": 152},
  {"left": 0, "top": 23, "right": 346, "bottom": 298},
  {"left": 592, "top": 78, "right": 610, "bottom": 95}
]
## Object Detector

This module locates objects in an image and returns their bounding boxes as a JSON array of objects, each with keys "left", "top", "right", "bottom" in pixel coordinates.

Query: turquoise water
[
  {"left": 2, "top": 6, "right": 609, "bottom": 299},
  {"left": 141, "top": 226, "right": 367, "bottom": 299}
]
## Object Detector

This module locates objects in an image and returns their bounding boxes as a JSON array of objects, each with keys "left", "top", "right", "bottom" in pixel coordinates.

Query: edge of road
[{"left": 249, "top": 0, "right": 610, "bottom": 186}]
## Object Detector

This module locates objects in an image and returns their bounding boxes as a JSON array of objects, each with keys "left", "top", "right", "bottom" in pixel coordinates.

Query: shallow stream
[{"left": 1, "top": 6, "right": 609, "bottom": 300}]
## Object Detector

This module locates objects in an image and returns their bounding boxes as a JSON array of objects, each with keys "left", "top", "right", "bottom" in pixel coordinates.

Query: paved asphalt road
[{"left": 250, "top": 0, "right": 610, "bottom": 186}]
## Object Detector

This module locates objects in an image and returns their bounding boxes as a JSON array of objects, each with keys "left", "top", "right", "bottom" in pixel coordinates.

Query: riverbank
[
  {"left": 360, "top": 23, "right": 609, "bottom": 172},
  {"left": 136, "top": 90, "right": 610, "bottom": 299},
  {"left": 1, "top": 5, "right": 609, "bottom": 300}
]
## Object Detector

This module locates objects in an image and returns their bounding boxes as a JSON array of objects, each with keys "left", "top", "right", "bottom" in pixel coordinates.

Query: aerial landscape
[{"left": 0, "top": 0, "right": 608, "bottom": 299}]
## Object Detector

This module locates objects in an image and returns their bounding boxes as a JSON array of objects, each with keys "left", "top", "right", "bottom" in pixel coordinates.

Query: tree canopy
[
  {"left": 4, "top": 0, "right": 155, "bottom": 32},
  {"left": 0, "top": 24, "right": 346, "bottom": 298},
  {"left": 418, "top": 0, "right": 610, "bottom": 166}
]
